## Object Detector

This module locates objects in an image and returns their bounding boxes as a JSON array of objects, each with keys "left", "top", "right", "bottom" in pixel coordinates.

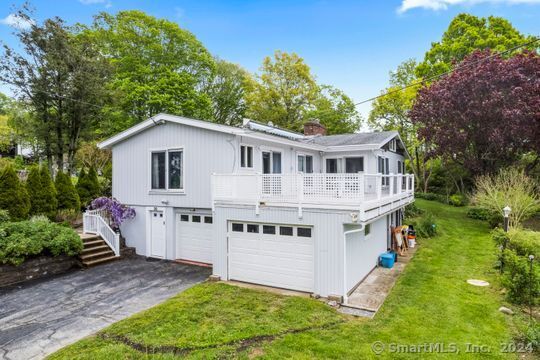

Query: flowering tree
[
  {"left": 90, "top": 197, "right": 136, "bottom": 231},
  {"left": 410, "top": 50, "right": 540, "bottom": 177}
]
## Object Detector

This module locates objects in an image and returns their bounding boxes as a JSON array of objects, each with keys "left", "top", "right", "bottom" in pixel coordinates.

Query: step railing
[{"left": 83, "top": 209, "right": 120, "bottom": 257}]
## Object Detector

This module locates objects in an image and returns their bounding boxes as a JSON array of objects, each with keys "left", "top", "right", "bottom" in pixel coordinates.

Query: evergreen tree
[
  {"left": 55, "top": 171, "right": 80, "bottom": 211},
  {"left": 40, "top": 166, "right": 58, "bottom": 218},
  {"left": 27, "top": 165, "right": 46, "bottom": 216},
  {"left": 0, "top": 164, "right": 29, "bottom": 220},
  {"left": 77, "top": 167, "right": 100, "bottom": 208}
]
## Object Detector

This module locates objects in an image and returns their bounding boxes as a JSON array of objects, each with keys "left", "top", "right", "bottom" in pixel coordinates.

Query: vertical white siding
[{"left": 345, "top": 216, "right": 388, "bottom": 292}]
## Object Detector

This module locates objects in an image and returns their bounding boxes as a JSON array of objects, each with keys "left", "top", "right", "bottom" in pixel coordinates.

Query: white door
[
  {"left": 228, "top": 222, "right": 314, "bottom": 292},
  {"left": 150, "top": 210, "right": 166, "bottom": 258},
  {"left": 176, "top": 213, "right": 213, "bottom": 264}
]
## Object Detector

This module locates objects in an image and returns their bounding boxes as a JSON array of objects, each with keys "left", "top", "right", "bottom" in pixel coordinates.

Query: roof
[
  {"left": 98, "top": 113, "right": 407, "bottom": 156},
  {"left": 305, "top": 131, "right": 398, "bottom": 146}
]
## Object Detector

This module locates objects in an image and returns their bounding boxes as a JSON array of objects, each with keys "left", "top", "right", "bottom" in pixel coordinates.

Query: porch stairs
[{"left": 78, "top": 233, "right": 118, "bottom": 267}]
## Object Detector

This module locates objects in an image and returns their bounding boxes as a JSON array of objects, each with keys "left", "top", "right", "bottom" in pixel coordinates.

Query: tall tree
[
  {"left": 87, "top": 10, "right": 215, "bottom": 135},
  {"left": 368, "top": 59, "right": 436, "bottom": 192},
  {"left": 0, "top": 164, "right": 29, "bottom": 220},
  {"left": 206, "top": 60, "right": 249, "bottom": 126},
  {"left": 0, "top": 8, "right": 111, "bottom": 172},
  {"left": 416, "top": 13, "right": 533, "bottom": 78},
  {"left": 307, "top": 85, "right": 361, "bottom": 135},
  {"left": 245, "top": 51, "right": 319, "bottom": 132},
  {"left": 411, "top": 50, "right": 539, "bottom": 177}
]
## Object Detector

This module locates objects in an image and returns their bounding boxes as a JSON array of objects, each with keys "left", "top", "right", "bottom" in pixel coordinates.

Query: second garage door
[
  {"left": 228, "top": 222, "right": 314, "bottom": 292},
  {"left": 176, "top": 213, "right": 213, "bottom": 264}
]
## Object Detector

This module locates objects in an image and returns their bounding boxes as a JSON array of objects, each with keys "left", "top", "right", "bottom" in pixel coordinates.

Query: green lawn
[{"left": 49, "top": 200, "right": 521, "bottom": 359}]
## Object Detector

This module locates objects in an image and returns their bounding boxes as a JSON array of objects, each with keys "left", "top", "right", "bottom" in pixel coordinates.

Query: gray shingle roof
[{"left": 305, "top": 131, "right": 397, "bottom": 146}]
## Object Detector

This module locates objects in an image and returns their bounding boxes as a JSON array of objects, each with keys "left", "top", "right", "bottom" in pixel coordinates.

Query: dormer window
[{"left": 389, "top": 139, "right": 397, "bottom": 152}]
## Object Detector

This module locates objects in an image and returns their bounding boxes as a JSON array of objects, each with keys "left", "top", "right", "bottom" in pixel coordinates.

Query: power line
[{"left": 353, "top": 36, "right": 539, "bottom": 107}]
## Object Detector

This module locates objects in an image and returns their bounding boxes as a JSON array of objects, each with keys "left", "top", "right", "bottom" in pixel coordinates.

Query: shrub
[
  {"left": 473, "top": 168, "right": 539, "bottom": 228},
  {"left": 404, "top": 202, "right": 424, "bottom": 218},
  {"left": 27, "top": 166, "right": 58, "bottom": 218},
  {"left": 0, "top": 209, "right": 10, "bottom": 224},
  {"left": 77, "top": 167, "right": 101, "bottom": 208},
  {"left": 0, "top": 164, "right": 30, "bottom": 220},
  {"left": 501, "top": 249, "right": 539, "bottom": 305},
  {"left": 55, "top": 209, "right": 79, "bottom": 227},
  {"left": 0, "top": 220, "right": 82, "bottom": 266},
  {"left": 55, "top": 171, "right": 80, "bottom": 211},
  {"left": 467, "top": 207, "right": 492, "bottom": 221},
  {"left": 90, "top": 197, "right": 136, "bottom": 230},
  {"left": 416, "top": 212, "right": 438, "bottom": 238},
  {"left": 449, "top": 193, "right": 467, "bottom": 207}
]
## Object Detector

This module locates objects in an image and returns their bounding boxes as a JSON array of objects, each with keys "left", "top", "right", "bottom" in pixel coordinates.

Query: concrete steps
[{"left": 79, "top": 234, "right": 118, "bottom": 267}]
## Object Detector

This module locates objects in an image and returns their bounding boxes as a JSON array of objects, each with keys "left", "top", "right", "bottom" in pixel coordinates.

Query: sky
[{"left": 1, "top": 0, "right": 539, "bottom": 119}]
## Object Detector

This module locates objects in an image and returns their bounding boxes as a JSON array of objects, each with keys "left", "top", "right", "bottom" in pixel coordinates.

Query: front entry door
[{"left": 150, "top": 210, "right": 166, "bottom": 258}]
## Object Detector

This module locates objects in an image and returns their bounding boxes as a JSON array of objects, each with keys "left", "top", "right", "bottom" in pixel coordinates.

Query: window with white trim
[
  {"left": 378, "top": 156, "right": 389, "bottom": 186},
  {"left": 389, "top": 139, "right": 396, "bottom": 152},
  {"left": 151, "top": 149, "right": 183, "bottom": 191},
  {"left": 297, "top": 154, "right": 313, "bottom": 173},
  {"left": 240, "top": 145, "right": 253, "bottom": 168}
]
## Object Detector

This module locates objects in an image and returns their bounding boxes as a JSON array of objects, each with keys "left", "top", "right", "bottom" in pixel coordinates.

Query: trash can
[{"left": 380, "top": 252, "right": 395, "bottom": 268}]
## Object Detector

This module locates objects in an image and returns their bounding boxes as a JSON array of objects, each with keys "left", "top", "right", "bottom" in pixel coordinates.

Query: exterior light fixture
[{"left": 502, "top": 206, "right": 511, "bottom": 232}]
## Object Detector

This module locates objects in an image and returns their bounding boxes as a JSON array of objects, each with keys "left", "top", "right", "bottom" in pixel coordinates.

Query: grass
[{"left": 49, "top": 200, "right": 522, "bottom": 359}]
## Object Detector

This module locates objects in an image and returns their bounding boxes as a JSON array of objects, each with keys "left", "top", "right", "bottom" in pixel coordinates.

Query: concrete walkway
[
  {"left": 0, "top": 257, "right": 210, "bottom": 360},
  {"left": 346, "top": 246, "right": 418, "bottom": 314}
]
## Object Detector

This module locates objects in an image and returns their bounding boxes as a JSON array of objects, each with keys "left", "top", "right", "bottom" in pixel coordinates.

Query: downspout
[{"left": 342, "top": 225, "right": 364, "bottom": 304}]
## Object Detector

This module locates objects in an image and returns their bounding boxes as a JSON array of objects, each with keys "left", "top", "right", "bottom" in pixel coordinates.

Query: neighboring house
[{"left": 97, "top": 114, "right": 414, "bottom": 302}]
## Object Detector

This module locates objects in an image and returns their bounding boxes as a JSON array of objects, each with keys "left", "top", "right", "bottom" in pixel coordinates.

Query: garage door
[
  {"left": 228, "top": 222, "right": 314, "bottom": 292},
  {"left": 176, "top": 213, "right": 213, "bottom": 264}
]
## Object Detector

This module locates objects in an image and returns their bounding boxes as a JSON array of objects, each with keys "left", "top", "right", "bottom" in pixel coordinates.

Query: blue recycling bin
[{"left": 380, "top": 252, "right": 395, "bottom": 269}]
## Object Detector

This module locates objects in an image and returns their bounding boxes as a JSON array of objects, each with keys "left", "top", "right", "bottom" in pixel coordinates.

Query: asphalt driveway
[{"left": 0, "top": 257, "right": 211, "bottom": 360}]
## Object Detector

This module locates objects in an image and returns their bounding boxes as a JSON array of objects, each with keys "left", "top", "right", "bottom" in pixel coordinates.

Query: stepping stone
[{"left": 467, "top": 279, "right": 490, "bottom": 287}]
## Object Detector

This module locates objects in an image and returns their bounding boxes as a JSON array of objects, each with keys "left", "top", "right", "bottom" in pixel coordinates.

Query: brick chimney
[{"left": 303, "top": 119, "right": 326, "bottom": 136}]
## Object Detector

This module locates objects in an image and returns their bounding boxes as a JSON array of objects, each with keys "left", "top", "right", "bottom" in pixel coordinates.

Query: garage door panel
[
  {"left": 228, "top": 222, "right": 314, "bottom": 292},
  {"left": 176, "top": 214, "right": 213, "bottom": 264}
]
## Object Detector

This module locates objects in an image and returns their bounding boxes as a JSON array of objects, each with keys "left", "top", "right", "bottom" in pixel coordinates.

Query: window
[
  {"left": 240, "top": 145, "right": 253, "bottom": 168},
  {"left": 247, "top": 224, "right": 259, "bottom": 233},
  {"left": 345, "top": 157, "right": 364, "bottom": 173},
  {"left": 204, "top": 216, "right": 213, "bottom": 224},
  {"left": 263, "top": 225, "right": 276, "bottom": 234},
  {"left": 262, "top": 151, "right": 282, "bottom": 174},
  {"left": 192, "top": 215, "right": 201, "bottom": 223},
  {"left": 298, "top": 155, "right": 314, "bottom": 173},
  {"left": 364, "top": 224, "right": 371, "bottom": 236},
  {"left": 389, "top": 139, "right": 396, "bottom": 152},
  {"left": 378, "top": 156, "right": 389, "bottom": 186},
  {"left": 280, "top": 226, "right": 293, "bottom": 236},
  {"left": 151, "top": 152, "right": 166, "bottom": 189},
  {"left": 297, "top": 227, "right": 312, "bottom": 237},
  {"left": 397, "top": 161, "right": 402, "bottom": 174},
  {"left": 180, "top": 214, "right": 189, "bottom": 222},
  {"left": 232, "top": 223, "right": 243, "bottom": 232},
  {"left": 151, "top": 149, "right": 183, "bottom": 191},
  {"left": 326, "top": 158, "right": 338, "bottom": 173},
  {"left": 168, "top": 151, "right": 183, "bottom": 189}
]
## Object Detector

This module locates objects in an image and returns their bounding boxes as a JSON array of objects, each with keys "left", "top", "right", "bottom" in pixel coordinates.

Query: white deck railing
[
  {"left": 212, "top": 173, "right": 414, "bottom": 215},
  {"left": 83, "top": 209, "right": 120, "bottom": 257}
]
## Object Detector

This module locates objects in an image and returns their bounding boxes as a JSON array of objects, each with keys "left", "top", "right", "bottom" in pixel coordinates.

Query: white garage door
[
  {"left": 176, "top": 213, "right": 213, "bottom": 264},
  {"left": 228, "top": 222, "right": 314, "bottom": 292}
]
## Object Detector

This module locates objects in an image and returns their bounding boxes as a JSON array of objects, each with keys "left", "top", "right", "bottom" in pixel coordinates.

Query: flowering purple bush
[{"left": 90, "top": 197, "right": 136, "bottom": 230}]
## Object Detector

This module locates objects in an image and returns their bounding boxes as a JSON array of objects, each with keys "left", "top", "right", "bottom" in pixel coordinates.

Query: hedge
[{"left": 0, "top": 219, "right": 83, "bottom": 266}]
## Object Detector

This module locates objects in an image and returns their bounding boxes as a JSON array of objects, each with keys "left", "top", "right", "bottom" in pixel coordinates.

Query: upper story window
[
  {"left": 378, "top": 156, "right": 389, "bottom": 186},
  {"left": 389, "top": 139, "right": 397, "bottom": 152},
  {"left": 240, "top": 145, "right": 253, "bottom": 168},
  {"left": 297, "top": 154, "right": 313, "bottom": 173},
  {"left": 151, "top": 149, "right": 183, "bottom": 191}
]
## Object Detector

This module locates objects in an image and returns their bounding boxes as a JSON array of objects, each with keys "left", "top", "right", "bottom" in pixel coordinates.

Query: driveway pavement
[{"left": 0, "top": 257, "right": 211, "bottom": 360}]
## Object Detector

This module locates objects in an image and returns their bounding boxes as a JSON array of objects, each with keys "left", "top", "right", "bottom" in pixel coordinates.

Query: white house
[{"left": 95, "top": 113, "right": 414, "bottom": 302}]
